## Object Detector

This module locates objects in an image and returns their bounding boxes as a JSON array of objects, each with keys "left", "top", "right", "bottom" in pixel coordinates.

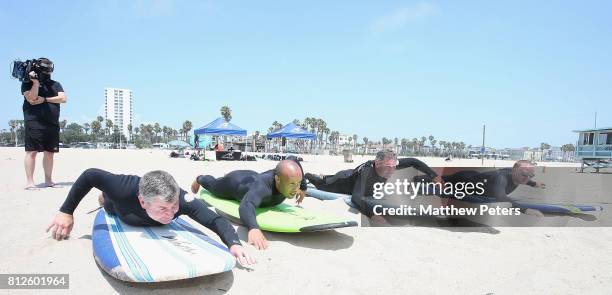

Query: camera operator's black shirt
[{"left": 21, "top": 80, "right": 64, "bottom": 126}]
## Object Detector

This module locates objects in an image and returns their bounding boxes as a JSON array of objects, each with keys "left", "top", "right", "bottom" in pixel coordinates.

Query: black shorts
[{"left": 24, "top": 121, "right": 60, "bottom": 153}]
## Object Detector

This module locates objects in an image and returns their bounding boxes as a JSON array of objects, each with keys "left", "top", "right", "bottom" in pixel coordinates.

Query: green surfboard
[{"left": 198, "top": 189, "right": 358, "bottom": 232}]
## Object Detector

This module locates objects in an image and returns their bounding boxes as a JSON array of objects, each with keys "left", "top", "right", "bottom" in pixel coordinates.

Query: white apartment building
[{"left": 104, "top": 88, "right": 133, "bottom": 139}]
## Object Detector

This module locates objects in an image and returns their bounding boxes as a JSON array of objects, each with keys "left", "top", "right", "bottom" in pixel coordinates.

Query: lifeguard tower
[{"left": 573, "top": 127, "right": 612, "bottom": 172}]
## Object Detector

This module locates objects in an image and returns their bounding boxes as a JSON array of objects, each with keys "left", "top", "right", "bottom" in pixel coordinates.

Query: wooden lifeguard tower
[{"left": 573, "top": 127, "right": 612, "bottom": 172}]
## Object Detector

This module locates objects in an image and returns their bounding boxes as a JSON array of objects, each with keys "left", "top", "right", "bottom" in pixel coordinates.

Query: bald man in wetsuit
[{"left": 191, "top": 157, "right": 306, "bottom": 250}]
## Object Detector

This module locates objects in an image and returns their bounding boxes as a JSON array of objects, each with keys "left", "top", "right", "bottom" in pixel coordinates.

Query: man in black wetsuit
[
  {"left": 47, "top": 168, "right": 256, "bottom": 266},
  {"left": 191, "top": 158, "right": 306, "bottom": 250},
  {"left": 440, "top": 160, "right": 546, "bottom": 202},
  {"left": 305, "top": 150, "right": 441, "bottom": 222}
]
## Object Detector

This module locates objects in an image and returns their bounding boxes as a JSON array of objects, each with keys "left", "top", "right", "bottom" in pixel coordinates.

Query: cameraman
[{"left": 21, "top": 58, "right": 67, "bottom": 189}]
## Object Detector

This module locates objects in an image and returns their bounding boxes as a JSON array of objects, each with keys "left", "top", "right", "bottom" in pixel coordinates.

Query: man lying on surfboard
[
  {"left": 305, "top": 150, "right": 441, "bottom": 224},
  {"left": 47, "top": 169, "right": 256, "bottom": 266},
  {"left": 432, "top": 160, "right": 546, "bottom": 215},
  {"left": 191, "top": 156, "right": 307, "bottom": 250}
]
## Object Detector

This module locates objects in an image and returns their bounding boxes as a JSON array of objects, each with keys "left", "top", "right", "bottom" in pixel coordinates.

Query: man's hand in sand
[
  {"left": 295, "top": 189, "right": 305, "bottom": 205},
  {"left": 230, "top": 244, "right": 257, "bottom": 266},
  {"left": 524, "top": 208, "right": 544, "bottom": 217},
  {"left": 534, "top": 182, "right": 546, "bottom": 189},
  {"left": 47, "top": 212, "right": 74, "bottom": 240},
  {"left": 248, "top": 228, "right": 268, "bottom": 250}
]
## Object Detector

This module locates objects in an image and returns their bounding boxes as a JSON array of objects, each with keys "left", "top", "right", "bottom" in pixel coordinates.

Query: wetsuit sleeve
[
  {"left": 351, "top": 166, "right": 376, "bottom": 217},
  {"left": 526, "top": 180, "right": 537, "bottom": 187},
  {"left": 286, "top": 155, "right": 308, "bottom": 191},
  {"left": 238, "top": 183, "right": 272, "bottom": 230},
  {"left": 59, "top": 168, "right": 125, "bottom": 214},
  {"left": 181, "top": 193, "right": 241, "bottom": 247},
  {"left": 397, "top": 158, "right": 438, "bottom": 177}
]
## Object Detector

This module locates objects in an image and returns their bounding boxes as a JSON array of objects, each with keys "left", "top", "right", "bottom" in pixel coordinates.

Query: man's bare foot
[
  {"left": 191, "top": 178, "right": 200, "bottom": 194},
  {"left": 45, "top": 181, "right": 56, "bottom": 188},
  {"left": 25, "top": 183, "right": 39, "bottom": 190}
]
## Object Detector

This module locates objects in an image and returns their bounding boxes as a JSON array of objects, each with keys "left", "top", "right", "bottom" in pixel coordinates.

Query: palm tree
[
  {"left": 91, "top": 120, "right": 101, "bottom": 142},
  {"left": 363, "top": 137, "right": 369, "bottom": 154},
  {"left": 9, "top": 120, "right": 18, "bottom": 145},
  {"left": 394, "top": 137, "right": 399, "bottom": 153},
  {"left": 162, "top": 126, "right": 169, "bottom": 142},
  {"left": 83, "top": 123, "right": 91, "bottom": 135},
  {"left": 439, "top": 140, "right": 446, "bottom": 155},
  {"left": 420, "top": 136, "right": 427, "bottom": 154},
  {"left": 561, "top": 143, "right": 575, "bottom": 161},
  {"left": 317, "top": 126, "right": 328, "bottom": 150},
  {"left": 127, "top": 123, "right": 132, "bottom": 143},
  {"left": 400, "top": 138, "right": 408, "bottom": 155},
  {"left": 59, "top": 120, "right": 67, "bottom": 135},
  {"left": 458, "top": 142, "right": 466, "bottom": 158},
  {"left": 272, "top": 121, "right": 282, "bottom": 131},
  {"left": 315, "top": 119, "right": 327, "bottom": 150},
  {"left": 105, "top": 119, "right": 113, "bottom": 138},
  {"left": 353, "top": 134, "right": 358, "bottom": 149},
  {"left": 540, "top": 142, "right": 551, "bottom": 161},
  {"left": 329, "top": 131, "right": 340, "bottom": 151},
  {"left": 154, "top": 123, "right": 161, "bottom": 143},
  {"left": 253, "top": 130, "right": 260, "bottom": 151},
  {"left": 182, "top": 121, "right": 193, "bottom": 141},
  {"left": 220, "top": 106, "right": 232, "bottom": 122}
]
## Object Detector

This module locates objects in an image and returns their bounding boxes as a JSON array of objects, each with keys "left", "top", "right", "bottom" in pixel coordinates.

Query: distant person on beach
[
  {"left": 20, "top": 58, "right": 66, "bottom": 190},
  {"left": 47, "top": 169, "right": 256, "bottom": 266},
  {"left": 305, "top": 150, "right": 441, "bottom": 223},
  {"left": 194, "top": 134, "right": 200, "bottom": 155},
  {"left": 214, "top": 142, "right": 225, "bottom": 151},
  {"left": 191, "top": 156, "right": 307, "bottom": 250}
]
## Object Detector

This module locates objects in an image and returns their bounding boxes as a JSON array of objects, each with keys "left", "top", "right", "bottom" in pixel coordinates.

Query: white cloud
[{"left": 369, "top": 2, "right": 438, "bottom": 33}]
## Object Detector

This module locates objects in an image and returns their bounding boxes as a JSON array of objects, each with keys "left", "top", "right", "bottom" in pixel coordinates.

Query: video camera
[{"left": 10, "top": 58, "right": 54, "bottom": 83}]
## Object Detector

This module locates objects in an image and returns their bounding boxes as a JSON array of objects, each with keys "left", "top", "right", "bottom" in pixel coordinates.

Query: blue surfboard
[
  {"left": 512, "top": 202, "right": 603, "bottom": 214},
  {"left": 92, "top": 209, "right": 236, "bottom": 282}
]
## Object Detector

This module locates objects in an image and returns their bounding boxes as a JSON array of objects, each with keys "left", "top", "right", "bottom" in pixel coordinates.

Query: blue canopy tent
[
  {"left": 194, "top": 118, "right": 247, "bottom": 136},
  {"left": 266, "top": 122, "right": 316, "bottom": 153},
  {"left": 266, "top": 122, "right": 316, "bottom": 139},
  {"left": 193, "top": 118, "right": 247, "bottom": 159}
]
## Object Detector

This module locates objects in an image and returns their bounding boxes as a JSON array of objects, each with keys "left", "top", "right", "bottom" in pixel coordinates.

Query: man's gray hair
[
  {"left": 138, "top": 170, "right": 180, "bottom": 203},
  {"left": 375, "top": 149, "right": 397, "bottom": 161}
]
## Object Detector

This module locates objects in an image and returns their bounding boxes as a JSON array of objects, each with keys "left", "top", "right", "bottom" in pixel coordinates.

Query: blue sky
[{"left": 1, "top": 0, "right": 611, "bottom": 148}]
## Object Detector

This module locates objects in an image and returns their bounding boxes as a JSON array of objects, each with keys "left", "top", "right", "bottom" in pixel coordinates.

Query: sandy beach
[{"left": 1, "top": 147, "right": 611, "bottom": 294}]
